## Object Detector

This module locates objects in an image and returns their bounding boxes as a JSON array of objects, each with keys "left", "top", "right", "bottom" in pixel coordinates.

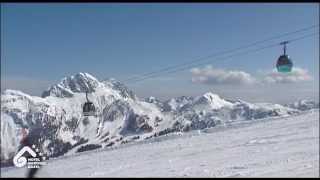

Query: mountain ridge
[{"left": 1, "top": 72, "right": 318, "bottom": 165}]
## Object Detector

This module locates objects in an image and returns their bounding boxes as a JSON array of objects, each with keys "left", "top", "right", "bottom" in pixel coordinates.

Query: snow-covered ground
[{"left": 1, "top": 109, "right": 319, "bottom": 177}]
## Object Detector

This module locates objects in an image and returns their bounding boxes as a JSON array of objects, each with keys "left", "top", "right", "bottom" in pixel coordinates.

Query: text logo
[
  {"left": 13, "top": 145, "right": 47, "bottom": 168},
  {"left": 13, "top": 146, "right": 37, "bottom": 167}
]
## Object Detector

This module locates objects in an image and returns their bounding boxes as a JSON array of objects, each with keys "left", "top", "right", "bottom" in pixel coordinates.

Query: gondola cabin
[
  {"left": 276, "top": 41, "right": 293, "bottom": 73},
  {"left": 82, "top": 91, "right": 96, "bottom": 117}
]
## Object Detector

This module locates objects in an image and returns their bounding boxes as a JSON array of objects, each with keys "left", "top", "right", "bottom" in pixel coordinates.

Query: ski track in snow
[{"left": 1, "top": 110, "right": 319, "bottom": 177}]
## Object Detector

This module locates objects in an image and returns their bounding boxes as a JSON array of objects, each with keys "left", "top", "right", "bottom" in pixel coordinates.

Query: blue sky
[{"left": 1, "top": 3, "right": 319, "bottom": 103}]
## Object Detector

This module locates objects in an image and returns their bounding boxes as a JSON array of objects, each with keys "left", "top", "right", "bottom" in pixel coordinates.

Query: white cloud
[
  {"left": 191, "top": 66, "right": 313, "bottom": 86},
  {"left": 190, "top": 65, "right": 256, "bottom": 85},
  {"left": 263, "top": 67, "right": 313, "bottom": 84},
  {"left": 188, "top": 66, "right": 316, "bottom": 104}
]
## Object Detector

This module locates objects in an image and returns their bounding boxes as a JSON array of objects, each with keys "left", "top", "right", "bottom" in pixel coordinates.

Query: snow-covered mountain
[
  {"left": 2, "top": 109, "right": 318, "bottom": 177},
  {"left": 285, "top": 99, "right": 319, "bottom": 111},
  {"left": 1, "top": 73, "right": 166, "bottom": 162},
  {"left": 1, "top": 72, "right": 317, "bottom": 165}
]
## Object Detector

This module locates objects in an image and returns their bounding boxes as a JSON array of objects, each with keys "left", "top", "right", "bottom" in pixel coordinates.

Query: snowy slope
[
  {"left": 1, "top": 72, "right": 317, "bottom": 164},
  {"left": 1, "top": 109, "right": 318, "bottom": 177}
]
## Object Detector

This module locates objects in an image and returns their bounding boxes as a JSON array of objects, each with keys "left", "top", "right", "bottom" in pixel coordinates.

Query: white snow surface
[{"left": 1, "top": 110, "right": 318, "bottom": 177}]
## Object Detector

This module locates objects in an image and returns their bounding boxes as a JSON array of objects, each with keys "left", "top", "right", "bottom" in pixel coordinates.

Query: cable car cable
[
  {"left": 122, "top": 24, "right": 319, "bottom": 83},
  {"left": 127, "top": 32, "right": 319, "bottom": 84}
]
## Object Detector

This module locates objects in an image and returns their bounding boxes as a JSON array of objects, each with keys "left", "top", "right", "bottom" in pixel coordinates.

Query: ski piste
[{"left": 1, "top": 109, "right": 318, "bottom": 177}]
